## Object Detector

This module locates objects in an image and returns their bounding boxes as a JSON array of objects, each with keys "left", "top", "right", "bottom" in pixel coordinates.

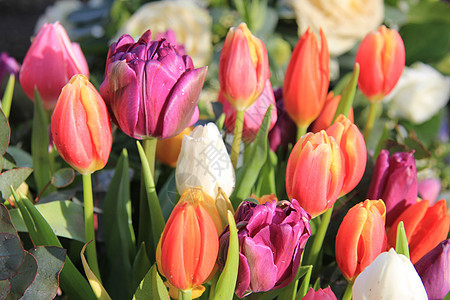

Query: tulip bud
[
  {"left": 176, "top": 123, "right": 235, "bottom": 199},
  {"left": 218, "top": 199, "right": 311, "bottom": 297},
  {"left": 220, "top": 79, "right": 277, "bottom": 143},
  {"left": 100, "top": 30, "right": 207, "bottom": 140},
  {"left": 366, "top": 150, "right": 418, "bottom": 227},
  {"left": 353, "top": 249, "right": 428, "bottom": 300},
  {"left": 418, "top": 178, "right": 441, "bottom": 205},
  {"left": 355, "top": 25, "right": 405, "bottom": 102},
  {"left": 311, "top": 92, "right": 354, "bottom": 133},
  {"left": 219, "top": 23, "right": 270, "bottom": 111},
  {"left": 415, "top": 239, "right": 450, "bottom": 300},
  {"left": 156, "top": 127, "right": 193, "bottom": 167},
  {"left": 156, "top": 188, "right": 219, "bottom": 298},
  {"left": 303, "top": 287, "right": 337, "bottom": 300},
  {"left": 20, "top": 22, "right": 89, "bottom": 110},
  {"left": 283, "top": 28, "right": 329, "bottom": 128},
  {"left": 335, "top": 200, "right": 387, "bottom": 282},
  {"left": 0, "top": 52, "right": 20, "bottom": 80},
  {"left": 286, "top": 131, "right": 344, "bottom": 218},
  {"left": 51, "top": 74, "right": 112, "bottom": 175},
  {"left": 326, "top": 115, "right": 366, "bottom": 196},
  {"left": 388, "top": 199, "right": 450, "bottom": 264}
]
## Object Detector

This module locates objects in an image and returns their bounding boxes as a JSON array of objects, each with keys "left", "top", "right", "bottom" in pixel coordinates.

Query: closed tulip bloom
[
  {"left": 176, "top": 123, "right": 234, "bottom": 199},
  {"left": 303, "top": 287, "right": 337, "bottom": 300},
  {"left": 387, "top": 199, "right": 450, "bottom": 264},
  {"left": 220, "top": 79, "right": 277, "bottom": 143},
  {"left": 311, "top": 92, "right": 354, "bottom": 133},
  {"left": 157, "top": 188, "right": 219, "bottom": 298},
  {"left": 366, "top": 150, "right": 418, "bottom": 227},
  {"left": 283, "top": 28, "right": 329, "bottom": 128},
  {"left": 353, "top": 248, "right": 428, "bottom": 300},
  {"left": 51, "top": 74, "right": 112, "bottom": 175},
  {"left": 355, "top": 25, "right": 405, "bottom": 102},
  {"left": 218, "top": 199, "right": 311, "bottom": 297},
  {"left": 100, "top": 30, "right": 207, "bottom": 140},
  {"left": 418, "top": 177, "right": 441, "bottom": 205},
  {"left": 20, "top": 22, "right": 89, "bottom": 110},
  {"left": 335, "top": 200, "right": 387, "bottom": 282},
  {"left": 415, "top": 239, "right": 450, "bottom": 300},
  {"left": 268, "top": 88, "right": 297, "bottom": 152},
  {"left": 219, "top": 23, "right": 270, "bottom": 111},
  {"left": 156, "top": 127, "right": 193, "bottom": 167},
  {"left": 286, "top": 131, "right": 344, "bottom": 218},
  {"left": 326, "top": 115, "right": 366, "bottom": 196}
]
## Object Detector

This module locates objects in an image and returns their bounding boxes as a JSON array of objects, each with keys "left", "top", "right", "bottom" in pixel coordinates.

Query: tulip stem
[
  {"left": 342, "top": 282, "right": 353, "bottom": 300},
  {"left": 231, "top": 110, "right": 245, "bottom": 170},
  {"left": 305, "top": 206, "right": 333, "bottom": 267},
  {"left": 143, "top": 138, "right": 157, "bottom": 177},
  {"left": 82, "top": 173, "right": 101, "bottom": 282},
  {"left": 179, "top": 289, "right": 192, "bottom": 300},
  {"left": 296, "top": 125, "right": 307, "bottom": 141},
  {"left": 363, "top": 101, "right": 380, "bottom": 142}
]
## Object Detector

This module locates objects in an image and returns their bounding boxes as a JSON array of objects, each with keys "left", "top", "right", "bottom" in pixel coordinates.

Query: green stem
[
  {"left": 305, "top": 206, "right": 333, "bottom": 267},
  {"left": 296, "top": 125, "right": 307, "bottom": 141},
  {"left": 231, "top": 110, "right": 245, "bottom": 170},
  {"left": 363, "top": 102, "right": 380, "bottom": 141},
  {"left": 342, "top": 282, "right": 353, "bottom": 300},
  {"left": 143, "top": 138, "right": 156, "bottom": 177},
  {"left": 1, "top": 74, "right": 15, "bottom": 118},
  {"left": 82, "top": 173, "right": 101, "bottom": 282},
  {"left": 179, "top": 289, "right": 192, "bottom": 300}
]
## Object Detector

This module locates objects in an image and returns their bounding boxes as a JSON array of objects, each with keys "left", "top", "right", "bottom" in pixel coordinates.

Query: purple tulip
[
  {"left": 0, "top": 52, "right": 20, "bottom": 81},
  {"left": 100, "top": 30, "right": 208, "bottom": 139},
  {"left": 303, "top": 287, "right": 338, "bottom": 300},
  {"left": 366, "top": 150, "right": 418, "bottom": 227},
  {"left": 268, "top": 88, "right": 297, "bottom": 152},
  {"left": 415, "top": 239, "right": 450, "bottom": 300},
  {"left": 218, "top": 199, "right": 311, "bottom": 298}
]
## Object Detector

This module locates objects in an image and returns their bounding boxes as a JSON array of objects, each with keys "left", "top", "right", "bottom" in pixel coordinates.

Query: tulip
[
  {"left": 220, "top": 79, "right": 277, "bottom": 143},
  {"left": 156, "top": 127, "right": 193, "bottom": 167},
  {"left": 268, "top": 88, "right": 297, "bottom": 152},
  {"left": 387, "top": 199, "right": 450, "bottom": 264},
  {"left": 0, "top": 52, "right": 20, "bottom": 80},
  {"left": 366, "top": 150, "right": 418, "bottom": 227},
  {"left": 286, "top": 131, "right": 344, "bottom": 218},
  {"left": 176, "top": 123, "right": 235, "bottom": 199},
  {"left": 219, "top": 23, "right": 270, "bottom": 111},
  {"left": 326, "top": 115, "right": 366, "bottom": 196},
  {"left": 303, "top": 287, "right": 337, "bottom": 300},
  {"left": 415, "top": 239, "right": 450, "bottom": 300},
  {"left": 100, "top": 30, "right": 207, "bottom": 140},
  {"left": 51, "top": 74, "right": 112, "bottom": 175},
  {"left": 353, "top": 248, "right": 428, "bottom": 300},
  {"left": 156, "top": 188, "right": 219, "bottom": 298},
  {"left": 355, "top": 25, "right": 405, "bottom": 102},
  {"left": 311, "top": 92, "right": 354, "bottom": 133},
  {"left": 418, "top": 177, "right": 441, "bottom": 205},
  {"left": 218, "top": 199, "right": 311, "bottom": 297},
  {"left": 335, "top": 200, "right": 387, "bottom": 282},
  {"left": 283, "top": 27, "right": 329, "bottom": 129},
  {"left": 19, "top": 22, "right": 89, "bottom": 110}
]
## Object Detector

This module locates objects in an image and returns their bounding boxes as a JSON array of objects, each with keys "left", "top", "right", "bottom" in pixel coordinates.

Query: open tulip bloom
[{"left": 5, "top": 6, "right": 450, "bottom": 300}]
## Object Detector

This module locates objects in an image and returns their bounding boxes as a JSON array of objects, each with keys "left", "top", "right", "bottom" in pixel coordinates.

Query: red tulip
[
  {"left": 311, "top": 92, "right": 354, "bottom": 133},
  {"left": 51, "top": 74, "right": 112, "bottom": 175},
  {"left": 355, "top": 25, "right": 405, "bottom": 102},
  {"left": 336, "top": 199, "right": 387, "bottom": 282},
  {"left": 283, "top": 28, "right": 329, "bottom": 128}
]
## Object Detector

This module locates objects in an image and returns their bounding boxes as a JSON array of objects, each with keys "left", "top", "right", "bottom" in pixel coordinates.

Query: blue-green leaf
[{"left": 133, "top": 264, "right": 169, "bottom": 300}]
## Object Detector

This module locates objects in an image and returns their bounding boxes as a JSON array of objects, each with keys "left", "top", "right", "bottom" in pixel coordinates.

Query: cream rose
[
  {"left": 114, "top": 0, "right": 212, "bottom": 67},
  {"left": 287, "top": 0, "right": 384, "bottom": 57}
]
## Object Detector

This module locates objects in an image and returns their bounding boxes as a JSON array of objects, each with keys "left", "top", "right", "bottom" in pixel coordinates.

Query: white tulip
[
  {"left": 176, "top": 123, "right": 235, "bottom": 199},
  {"left": 385, "top": 62, "right": 450, "bottom": 124},
  {"left": 353, "top": 248, "right": 428, "bottom": 300}
]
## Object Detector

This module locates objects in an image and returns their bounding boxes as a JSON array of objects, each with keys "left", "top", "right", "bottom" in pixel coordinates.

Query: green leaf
[
  {"left": 0, "top": 167, "right": 33, "bottom": 202},
  {"left": 50, "top": 168, "right": 75, "bottom": 188},
  {"left": 157, "top": 170, "right": 177, "bottom": 221},
  {"left": 296, "top": 265, "right": 312, "bottom": 300},
  {"left": 333, "top": 64, "right": 359, "bottom": 122},
  {"left": 81, "top": 242, "right": 111, "bottom": 300},
  {"left": 0, "top": 279, "right": 10, "bottom": 298},
  {"left": 103, "top": 149, "right": 135, "bottom": 299},
  {"left": 213, "top": 211, "right": 239, "bottom": 300},
  {"left": 132, "top": 243, "right": 152, "bottom": 293},
  {"left": 395, "top": 221, "right": 410, "bottom": 259},
  {"left": 0, "top": 106, "right": 10, "bottom": 156},
  {"left": 215, "top": 113, "right": 225, "bottom": 131},
  {"left": 6, "top": 146, "right": 32, "bottom": 169},
  {"left": 9, "top": 200, "right": 85, "bottom": 243},
  {"left": 1, "top": 74, "right": 15, "bottom": 120},
  {"left": 0, "top": 202, "right": 17, "bottom": 235},
  {"left": 133, "top": 264, "right": 169, "bottom": 300},
  {"left": 8, "top": 251, "right": 38, "bottom": 299},
  {"left": 408, "top": 0, "right": 450, "bottom": 24},
  {"left": 0, "top": 233, "right": 24, "bottom": 280}
]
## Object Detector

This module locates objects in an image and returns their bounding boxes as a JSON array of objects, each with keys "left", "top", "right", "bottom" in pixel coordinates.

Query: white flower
[
  {"left": 385, "top": 62, "right": 450, "bottom": 124},
  {"left": 353, "top": 248, "right": 428, "bottom": 300},
  {"left": 114, "top": 0, "right": 212, "bottom": 67},
  {"left": 176, "top": 123, "right": 235, "bottom": 199},
  {"left": 286, "top": 0, "right": 384, "bottom": 57}
]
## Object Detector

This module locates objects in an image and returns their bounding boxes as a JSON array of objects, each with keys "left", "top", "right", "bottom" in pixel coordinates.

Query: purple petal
[{"left": 235, "top": 253, "right": 251, "bottom": 298}]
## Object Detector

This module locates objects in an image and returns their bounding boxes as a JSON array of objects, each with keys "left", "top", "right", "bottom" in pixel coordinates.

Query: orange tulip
[
  {"left": 51, "top": 74, "right": 112, "bottom": 175},
  {"left": 387, "top": 199, "right": 450, "bottom": 264},
  {"left": 156, "top": 127, "right": 193, "bottom": 167},
  {"left": 355, "top": 25, "right": 405, "bottom": 102},
  {"left": 283, "top": 27, "right": 329, "bottom": 128},
  {"left": 311, "top": 92, "right": 354, "bottom": 133},
  {"left": 285, "top": 131, "right": 344, "bottom": 218},
  {"left": 326, "top": 115, "right": 366, "bottom": 196},
  {"left": 335, "top": 199, "right": 387, "bottom": 282},
  {"left": 156, "top": 188, "right": 219, "bottom": 298}
]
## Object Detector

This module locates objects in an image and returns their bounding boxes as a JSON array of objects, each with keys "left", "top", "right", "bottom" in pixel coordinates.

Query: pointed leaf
[
  {"left": 133, "top": 264, "right": 169, "bottom": 300},
  {"left": 81, "top": 242, "right": 111, "bottom": 300},
  {"left": 132, "top": 243, "right": 152, "bottom": 292},
  {"left": 1, "top": 74, "right": 15, "bottom": 119},
  {"left": 50, "top": 168, "right": 75, "bottom": 188},
  {"left": 0, "top": 106, "right": 10, "bottom": 155},
  {"left": 333, "top": 64, "right": 359, "bottom": 122},
  {"left": 296, "top": 265, "right": 312, "bottom": 300},
  {"left": 8, "top": 251, "right": 38, "bottom": 299},
  {"left": 0, "top": 233, "right": 24, "bottom": 280},
  {"left": 395, "top": 221, "right": 410, "bottom": 259},
  {"left": 0, "top": 167, "right": 33, "bottom": 202}
]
